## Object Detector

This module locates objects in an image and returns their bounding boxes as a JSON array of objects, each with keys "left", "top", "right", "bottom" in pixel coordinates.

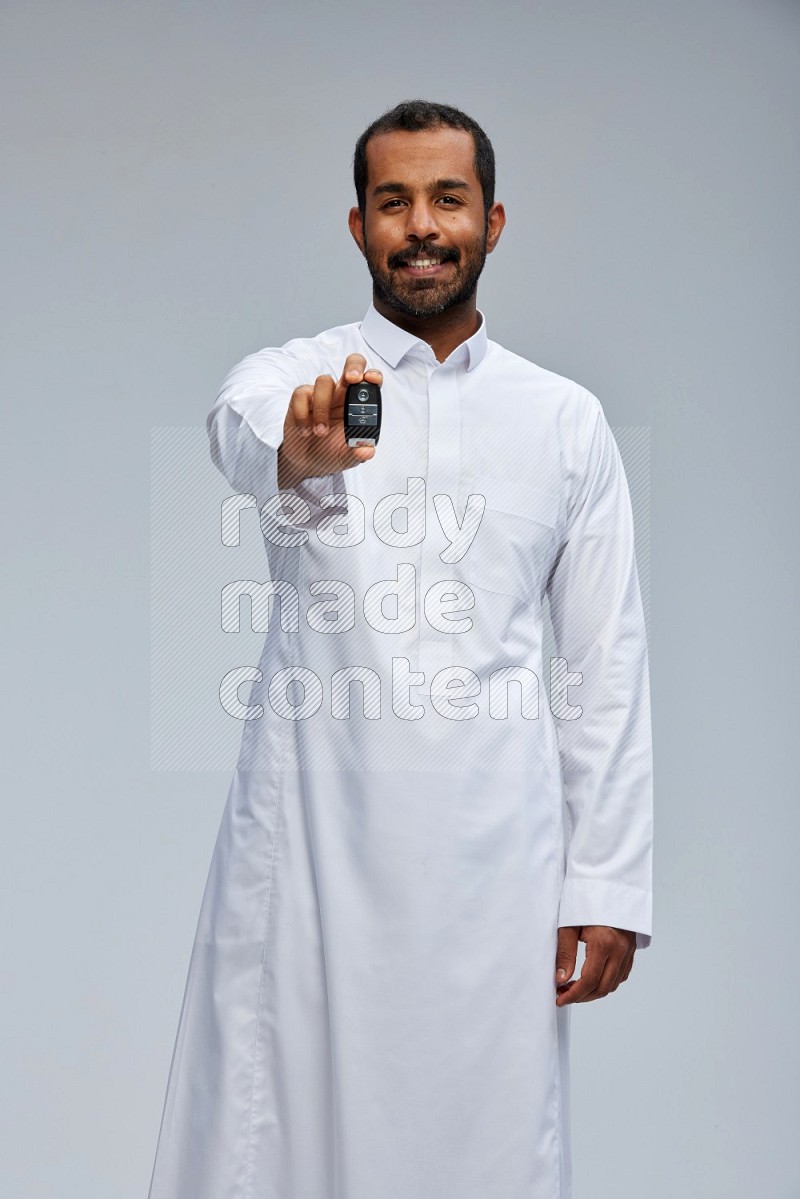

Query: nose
[{"left": 404, "top": 198, "right": 439, "bottom": 243}]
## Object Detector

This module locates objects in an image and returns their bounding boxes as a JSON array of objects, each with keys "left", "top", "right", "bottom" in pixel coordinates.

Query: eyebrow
[{"left": 371, "top": 177, "right": 472, "bottom": 198}]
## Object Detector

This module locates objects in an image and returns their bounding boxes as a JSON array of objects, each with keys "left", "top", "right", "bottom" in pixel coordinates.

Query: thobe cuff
[{"left": 557, "top": 876, "right": 652, "bottom": 949}]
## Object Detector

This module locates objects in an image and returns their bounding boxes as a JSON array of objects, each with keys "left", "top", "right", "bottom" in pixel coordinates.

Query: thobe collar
[{"left": 360, "top": 301, "right": 489, "bottom": 372}]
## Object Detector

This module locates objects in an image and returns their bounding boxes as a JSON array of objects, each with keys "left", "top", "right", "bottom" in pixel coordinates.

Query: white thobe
[{"left": 148, "top": 303, "right": 653, "bottom": 1199}]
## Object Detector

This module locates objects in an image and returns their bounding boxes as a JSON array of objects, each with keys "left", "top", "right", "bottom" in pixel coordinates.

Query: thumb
[{"left": 555, "top": 926, "right": 580, "bottom": 983}]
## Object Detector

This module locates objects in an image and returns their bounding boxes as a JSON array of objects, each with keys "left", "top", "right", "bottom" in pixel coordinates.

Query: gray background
[{"left": 3, "top": 1, "right": 798, "bottom": 1196}]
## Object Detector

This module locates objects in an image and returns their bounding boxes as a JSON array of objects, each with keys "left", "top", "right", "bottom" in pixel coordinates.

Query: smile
[{"left": 399, "top": 260, "right": 451, "bottom": 276}]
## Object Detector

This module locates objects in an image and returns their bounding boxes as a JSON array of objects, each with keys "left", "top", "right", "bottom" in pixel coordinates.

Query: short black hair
[{"left": 353, "top": 100, "right": 496, "bottom": 223}]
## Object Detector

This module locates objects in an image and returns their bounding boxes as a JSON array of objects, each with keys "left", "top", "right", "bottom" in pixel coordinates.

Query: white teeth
[{"left": 408, "top": 259, "right": 437, "bottom": 268}]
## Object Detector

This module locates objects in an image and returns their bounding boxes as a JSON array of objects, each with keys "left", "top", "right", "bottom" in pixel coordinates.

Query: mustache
[{"left": 389, "top": 245, "right": 460, "bottom": 268}]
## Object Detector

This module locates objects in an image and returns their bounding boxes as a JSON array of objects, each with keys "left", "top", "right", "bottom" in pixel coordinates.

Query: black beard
[{"left": 363, "top": 235, "right": 488, "bottom": 320}]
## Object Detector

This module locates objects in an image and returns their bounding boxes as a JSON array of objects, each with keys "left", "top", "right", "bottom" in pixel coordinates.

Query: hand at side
[{"left": 554, "top": 925, "right": 636, "bottom": 1005}]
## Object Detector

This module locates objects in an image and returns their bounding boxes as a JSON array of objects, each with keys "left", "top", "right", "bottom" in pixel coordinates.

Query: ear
[
  {"left": 485, "top": 201, "right": 506, "bottom": 254},
  {"left": 348, "top": 206, "right": 366, "bottom": 257}
]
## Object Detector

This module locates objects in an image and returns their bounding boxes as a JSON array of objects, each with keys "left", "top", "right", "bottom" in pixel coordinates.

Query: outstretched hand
[
  {"left": 554, "top": 925, "right": 636, "bottom": 1006},
  {"left": 278, "top": 354, "right": 383, "bottom": 489}
]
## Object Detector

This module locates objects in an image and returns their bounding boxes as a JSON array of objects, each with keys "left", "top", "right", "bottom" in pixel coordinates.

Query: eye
[
  {"left": 438, "top": 195, "right": 460, "bottom": 205},
  {"left": 381, "top": 198, "right": 405, "bottom": 210}
]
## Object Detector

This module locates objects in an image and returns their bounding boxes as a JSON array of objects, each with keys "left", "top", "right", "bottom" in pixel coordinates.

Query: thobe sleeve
[
  {"left": 546, "top": 392, "right": 653, "bottom": 950},
  {"left": 206, "top": 343, "right": 343, "bottom": 526}
]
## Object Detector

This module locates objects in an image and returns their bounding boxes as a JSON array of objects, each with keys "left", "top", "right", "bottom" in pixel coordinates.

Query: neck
[{"left": 372, "top": 294, "right": 480, "bottom": 363}]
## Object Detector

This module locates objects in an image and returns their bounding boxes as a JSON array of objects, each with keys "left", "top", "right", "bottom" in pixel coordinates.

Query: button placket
[{"left": 418, "top": 360, "right": 464, "bottom": 695}]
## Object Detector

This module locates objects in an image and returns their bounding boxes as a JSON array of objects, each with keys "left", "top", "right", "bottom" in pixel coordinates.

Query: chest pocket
[{"left": 453, "top": 475, "right": 561, "bottom": 607}]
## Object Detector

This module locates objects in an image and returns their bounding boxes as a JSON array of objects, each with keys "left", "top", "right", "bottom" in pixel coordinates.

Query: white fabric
[{"left": 148, "top": 304, "right": 653, "bottom": 1199}]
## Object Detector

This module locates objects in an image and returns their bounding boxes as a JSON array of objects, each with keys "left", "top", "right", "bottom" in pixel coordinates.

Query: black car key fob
[{"left": 344, "top": 381, "right": 382, "bottom": 447}]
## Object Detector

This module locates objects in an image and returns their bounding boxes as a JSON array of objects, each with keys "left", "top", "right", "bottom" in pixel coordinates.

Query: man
[{"left": 148, "top": 101, "right": 653, "bottom": 1199}]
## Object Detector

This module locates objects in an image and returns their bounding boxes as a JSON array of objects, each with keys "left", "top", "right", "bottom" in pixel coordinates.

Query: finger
[
  {"left": 555, "top": 942, "right": 608, "bottom": 1006},
  {"left": 287, "top": 384, "right": 314, "bottom": 438},
  {"left": 584, "top": 934, "right": 634, "bottom": 1000},
  {"left": 554, "top": 979, "right": 580, "bottom": 1004},
  {"left": 608, "top": 935, "right": 635, "bottom": 986},
  {"left": 339, "top": 354, "right": 368, "bottom": 388},
  {"left": 330, "top": 439, "right": 376, "bottom": 475},
  {"left": 555, "top": 968, "right": 602, "bottom": 1005},
  {"left": 582, "top": 952, "right": 627, "bottom": 1001},
  {"left": 608, "top": 956, "right": 629, "bottom": 993},
  {"left": 342, "top": 443, "right": 376, "bottom": 471},
  {"left": 619, "top": 949, "right": 636, "bottom": 984},
  {"left": 334, "top": 356, "right": 384, "bottom": 408},
  {"left": 555, "top": 926, "right": 579, "bottom": 985},
  {"left": 311, "top": 374, "right": 335, "bottom": 437}
]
